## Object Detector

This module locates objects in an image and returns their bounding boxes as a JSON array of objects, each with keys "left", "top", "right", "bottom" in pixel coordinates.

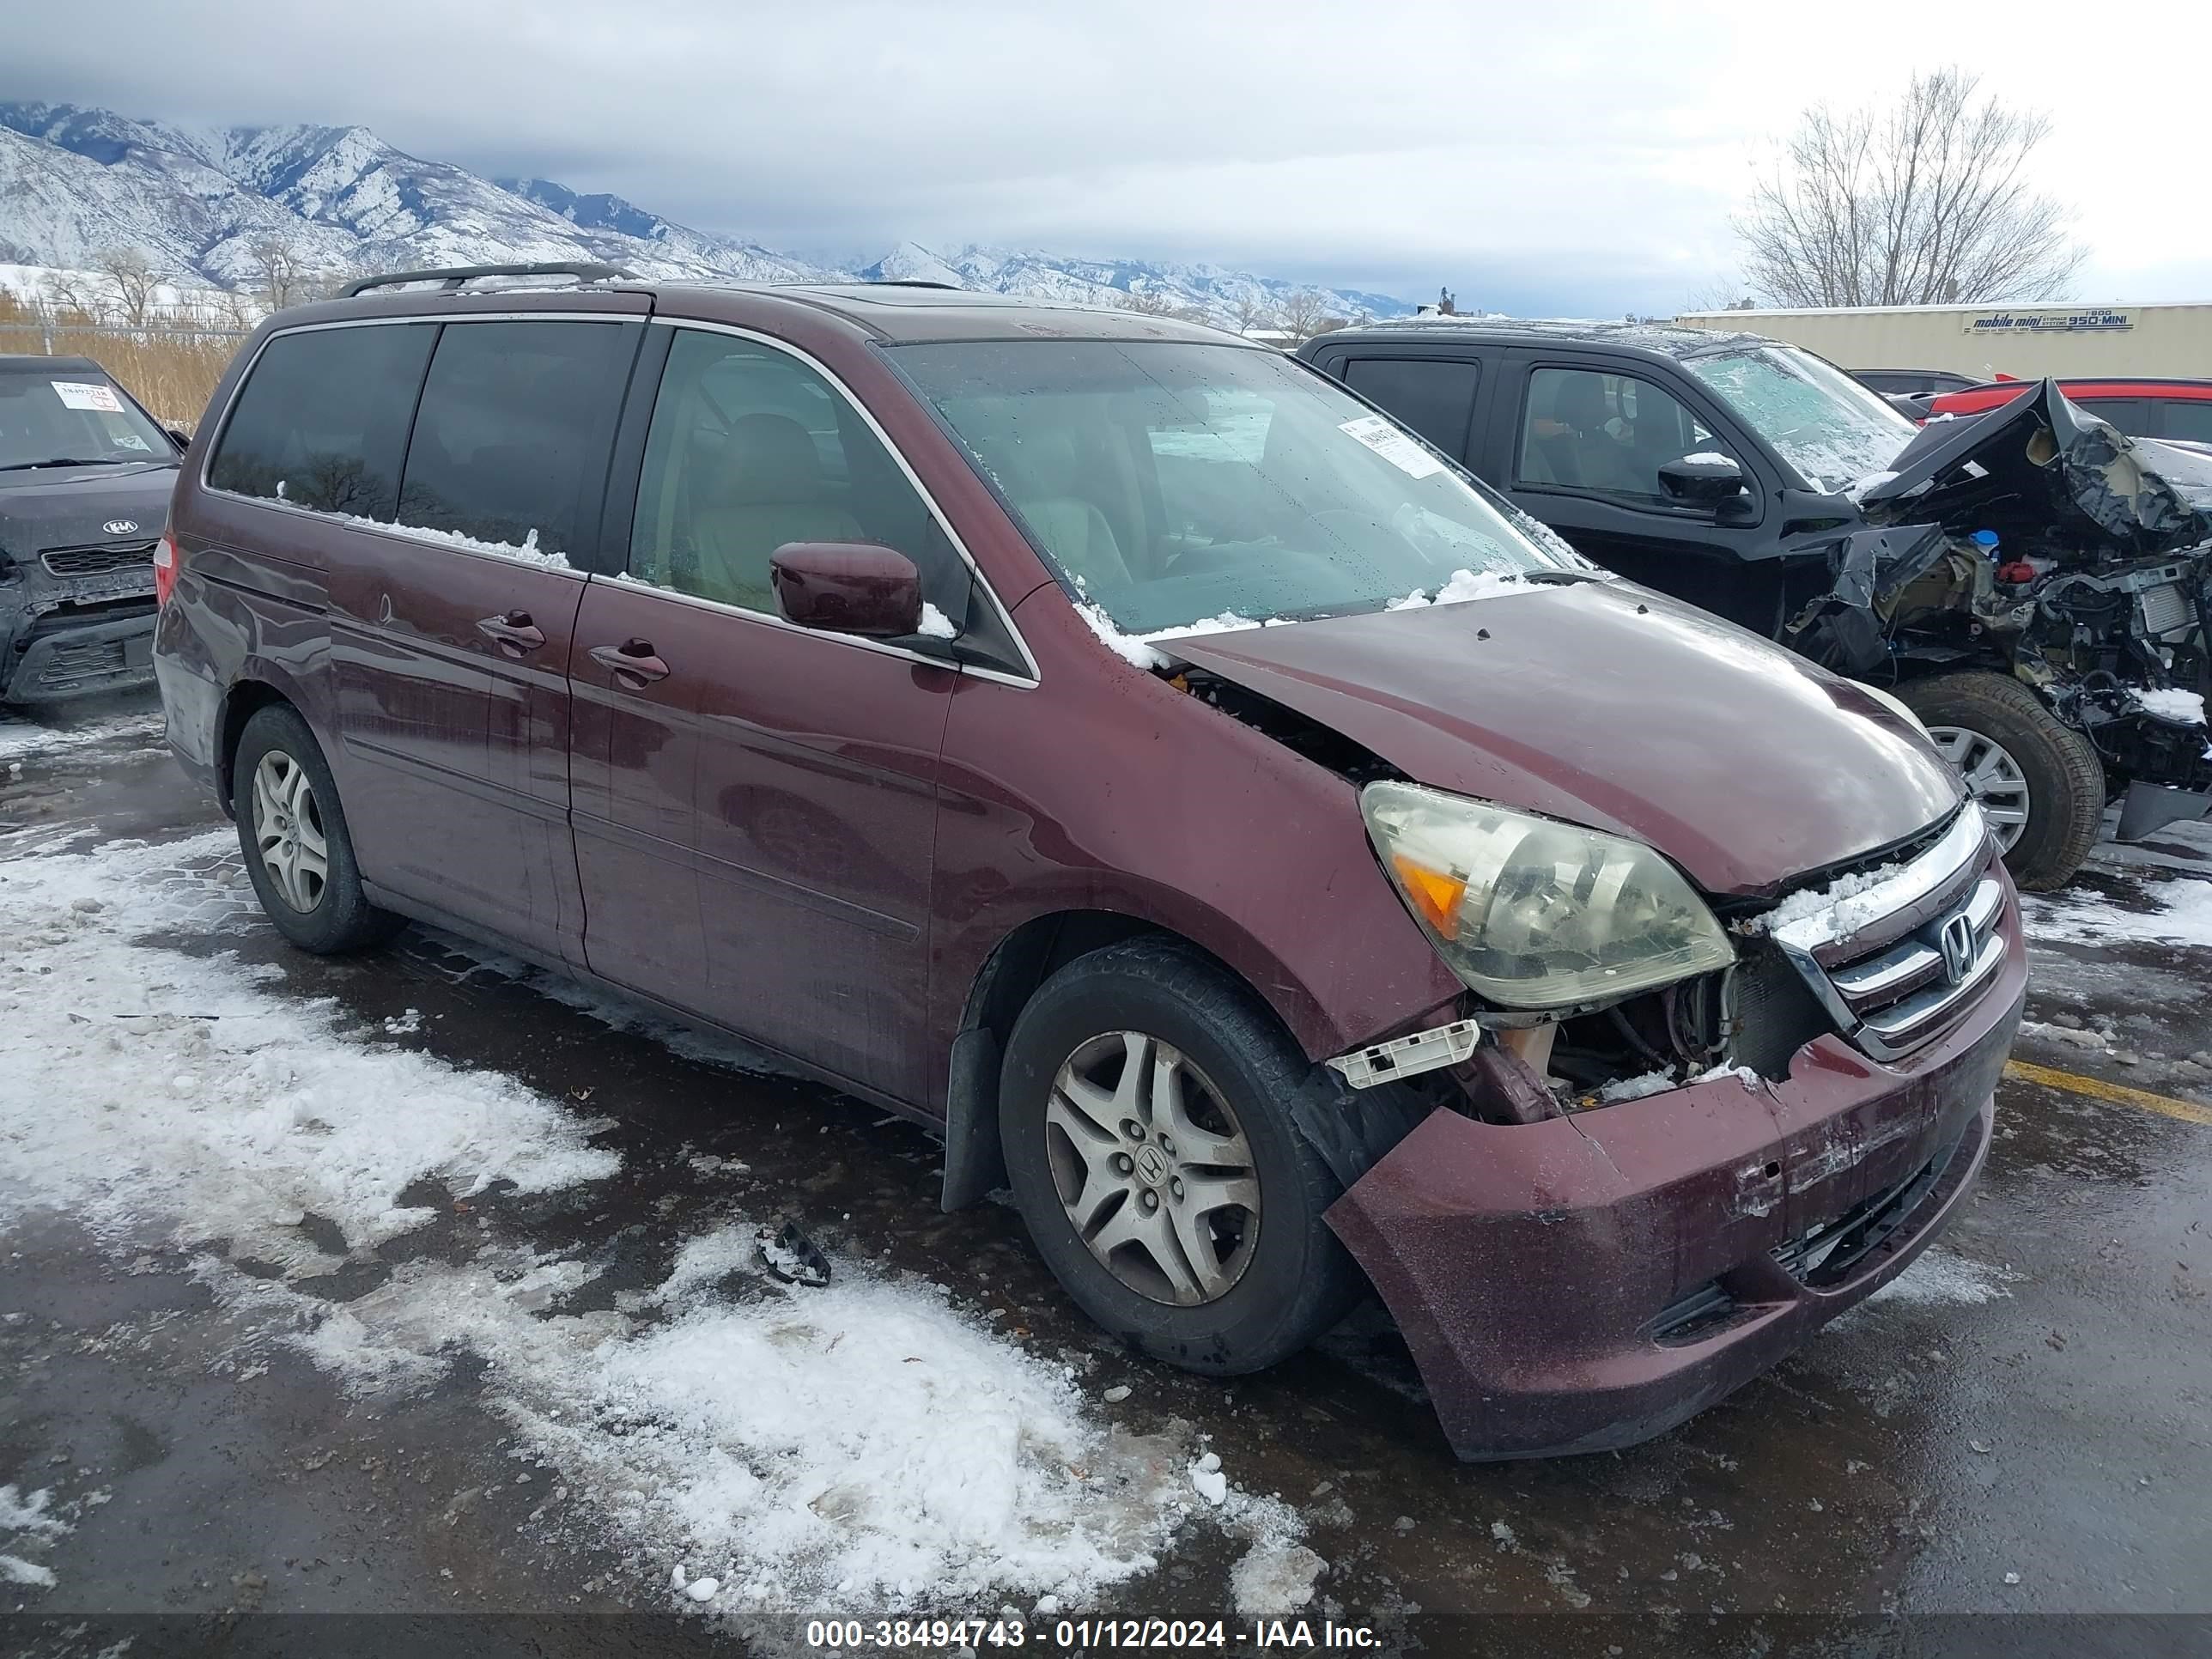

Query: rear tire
[
  {"left": 1898, "top": 672, "right": 2104, "bottom": 891},
  {"left": 999, "top": 939, "right": 1364, "bottom": 1375},
  {"left": 231, "top": 704, "right": 403, "bottom": 954}
]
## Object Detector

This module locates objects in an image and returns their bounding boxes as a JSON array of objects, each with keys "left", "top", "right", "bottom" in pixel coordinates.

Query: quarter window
[
  {"left": 629, "top": 330, "right": 952, "bottom": 619},
  {"left": 1342, "top": 357, "right": 1480, "bottom": 460},
  {"left": 395, "top": 320, "right": 634, "bottom": 559},
  {"left": 1517, "top": 368, "right": 1723, "bottom": 502},
  {"left": 208, "top": 324, "right": 435, "bottom": 517}
]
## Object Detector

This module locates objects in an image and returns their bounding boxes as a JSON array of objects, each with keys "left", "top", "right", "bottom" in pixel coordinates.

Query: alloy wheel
[
  {"left": 1044, "top": 1030, "right": 1261, "bottom": 1307},
  {"left": 1924, "top": 723, "right": 2032, "bottom": 852},
  {"left": 251, "top": 750, "right": 330, "bottom": 913}
]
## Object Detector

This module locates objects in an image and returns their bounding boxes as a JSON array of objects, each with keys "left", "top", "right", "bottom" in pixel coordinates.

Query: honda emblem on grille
[
  {"left": 103, "top": 520, "right": 138, "bottom": 536},
  {"left": 1936, "top": 911, "right": 1977, "bottom": 985}
]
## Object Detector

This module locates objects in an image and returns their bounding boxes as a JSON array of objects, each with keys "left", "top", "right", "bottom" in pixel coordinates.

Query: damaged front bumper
[
  {"left": 1325, "top": 905, "right": 2026, "bottom": 1462},
  {"left": 0, "top": 559, "right": 160, "bottom": 703}
]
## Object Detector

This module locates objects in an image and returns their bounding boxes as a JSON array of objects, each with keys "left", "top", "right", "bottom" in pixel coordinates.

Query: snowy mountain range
[{"left": 0, "top": 102, "right": 1412, "bottom": 325}]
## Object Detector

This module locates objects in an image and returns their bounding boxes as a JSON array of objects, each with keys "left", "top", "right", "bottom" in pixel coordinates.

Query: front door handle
[
  {"left": 589, "top": 639, "right": 671, "bottom": 687},
  {"left": 477, "top": 611, "right": 546, "bottom": 656}
]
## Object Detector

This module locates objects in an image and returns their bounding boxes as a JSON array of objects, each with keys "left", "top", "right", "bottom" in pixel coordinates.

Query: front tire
[
  {"left": 1898, "top": 672, "right": 2104, "bottom": 891},
  {"left": 231, "top": 703, "right": 403, "bottom": 954},
  {"left": 999, "top": 939, "right": 1364, "bottom": 1375}
]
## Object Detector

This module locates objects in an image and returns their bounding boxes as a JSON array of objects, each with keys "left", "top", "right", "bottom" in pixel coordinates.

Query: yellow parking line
[{"left": 2003, "top": 1060, "right": 2212, "bottom": 1127}]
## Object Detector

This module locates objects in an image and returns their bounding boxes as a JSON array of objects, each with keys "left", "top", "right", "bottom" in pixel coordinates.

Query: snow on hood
[{"left": 1168, "top": 580, "right": 1961, "bottom": 896}]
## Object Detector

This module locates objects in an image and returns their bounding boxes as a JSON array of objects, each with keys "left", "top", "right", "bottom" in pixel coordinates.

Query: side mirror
[
  {"left": 166, "top": 428, "right": 192, "bottom": 451},
  {"left": 1657, "top": 453, "right": 1747, "bottom": 507},
  {"left": 770, "top": 542, "right": 923, "bottom": 638}
]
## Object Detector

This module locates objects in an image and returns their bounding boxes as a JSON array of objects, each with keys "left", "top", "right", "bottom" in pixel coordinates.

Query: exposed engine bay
[{"left": 1786, "top": 380, "right": 2212, "bottom": 828}]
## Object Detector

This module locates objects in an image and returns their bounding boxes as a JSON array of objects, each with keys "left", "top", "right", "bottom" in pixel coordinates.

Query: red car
[
  {"left": 1925, "top": 376, "right": 2212, "bottom": 443},
  {"left": 152, "top": 264, "right": 2024, "bottom": 1459}
]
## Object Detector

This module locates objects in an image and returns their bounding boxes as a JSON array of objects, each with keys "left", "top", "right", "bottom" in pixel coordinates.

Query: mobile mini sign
[{"left": 1963, "top": 308, "right": 2134, "bottom": 335}]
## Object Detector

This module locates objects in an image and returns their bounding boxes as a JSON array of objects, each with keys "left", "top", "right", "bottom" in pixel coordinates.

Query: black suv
[
  {"left": 0, "top": 356, "right": 185, "bottom": 705},
  {"left": 1301, "top": 319, "right": 2212, "bottom": 890}
]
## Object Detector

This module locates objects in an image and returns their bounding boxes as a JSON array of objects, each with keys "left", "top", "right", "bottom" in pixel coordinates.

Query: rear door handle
[
  {"left": 588, "top": 639, "right": 671, "bottom": 687},
  {"left": 477, "top": 611, "right": 546, "bottom": 655}
]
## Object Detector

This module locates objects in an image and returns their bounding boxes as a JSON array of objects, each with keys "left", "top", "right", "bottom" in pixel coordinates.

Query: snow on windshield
[{"left": 1684, "top": 346, "right": 1917, "bottom": 495}]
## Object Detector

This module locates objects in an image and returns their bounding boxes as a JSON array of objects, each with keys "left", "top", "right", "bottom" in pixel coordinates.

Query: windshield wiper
[
  {"left": 1521, "top": 568, "right": 1602, "bottom": 585},
  {"left": 0, "top": 457, "right": 136, "bottom": 471}
]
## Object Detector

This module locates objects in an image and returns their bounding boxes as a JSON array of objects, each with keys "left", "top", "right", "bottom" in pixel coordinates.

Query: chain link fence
[{"left": 0, "top": 316, "right": 251, "bottom": 428}]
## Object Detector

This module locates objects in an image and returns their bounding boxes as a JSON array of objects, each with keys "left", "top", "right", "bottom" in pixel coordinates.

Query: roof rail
[
  {"left": 337, "top": 261, "right": 637, "bottom": 299},
  {"left": 860, "top": 279, "right": 963, "bottom": 290}
]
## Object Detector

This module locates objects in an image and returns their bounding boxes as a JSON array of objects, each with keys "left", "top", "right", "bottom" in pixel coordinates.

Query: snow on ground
[
  {"left": 0, "top": 831, "right": 618, "bottom": 1272},
  {"left": 2021, "top": 873, "right": 2212, "bottom": 950},
  {"left": 1863, "top": 1248, "right": 2019, "bottom": 1308},
  {"left": 0, "top": 830, "right": 1304, "bottom": 1612},
  {"left": 0, "top": 708, "right": 165, "bottom": 765},
  {"left": 0, "top": 1484, "right": 71, "bottom": 1590}
]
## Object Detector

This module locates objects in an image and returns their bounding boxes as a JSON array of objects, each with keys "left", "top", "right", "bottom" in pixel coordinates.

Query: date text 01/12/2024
[{"left": 801, "top": 1618, "right": 1384, "bottom": 1650}]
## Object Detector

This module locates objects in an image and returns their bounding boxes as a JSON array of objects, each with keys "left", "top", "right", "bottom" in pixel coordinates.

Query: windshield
[
  {"left": 0, "top": 368, "right": 173, "bottom": 471},
  {"left": 889, "top": 339, "right": 1594, "bottom": 636},
  {"left": 1682, "top": 344, "right": 1916, "bottom": 495}
]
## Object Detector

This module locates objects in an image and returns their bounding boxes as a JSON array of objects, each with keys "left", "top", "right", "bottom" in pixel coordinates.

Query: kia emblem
[{"left": 103, "top": 519, "right": 139, "bottom": 536}]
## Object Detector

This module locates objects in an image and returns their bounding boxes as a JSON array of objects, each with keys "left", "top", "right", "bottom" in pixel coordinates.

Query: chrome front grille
[
  {"left": 1767, "top": 805, "right": 2008, "bottom": 1061},
  {"left": 41, "top": 540, "right": 157, "bottom": 577}
]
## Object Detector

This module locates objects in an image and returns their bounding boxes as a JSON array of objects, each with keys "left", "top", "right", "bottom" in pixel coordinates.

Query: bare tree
[
  {"left": 96, "top": 247, "right": 166, "bottom": 329},
  {"left": 1735, "top": 69, "right": 2087, "bottom": 307},
  {"left": 1231, "top": 292, "right": 1280, "bottom": 336},
  {"left": 1273, "top": 289, "right": 1344, "bottom": 344},
  {"left": 1115, "top": 286, "right": 1210, "bottom": 324},
  {"left": 246, "top": 231, "right": 324, "bottom": 310}
]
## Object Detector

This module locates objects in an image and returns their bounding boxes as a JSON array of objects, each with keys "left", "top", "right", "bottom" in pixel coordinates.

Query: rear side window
[
  {"left": 2154, "top": 399, "right": 2212, "bottom": 444},
  {"left": 2073, "top": 398, "right": 2151, "bottom": 437},
  {"left": 209, "top": 324, "right": 435, "bottom": 517},
  {"left": 396, "top": 320, "right": 635, "bottom": 559},
  {"left": 1342, "top": 356, "right": 1480, "bottom": 460},
  {"left": 630, "top": 329, "right": 953, "bottom": 616}
]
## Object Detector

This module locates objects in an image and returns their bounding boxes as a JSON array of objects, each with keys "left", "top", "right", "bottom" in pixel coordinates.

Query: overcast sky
[{"left": 7, "top": 0, "right": 2210, "bottom": 314}]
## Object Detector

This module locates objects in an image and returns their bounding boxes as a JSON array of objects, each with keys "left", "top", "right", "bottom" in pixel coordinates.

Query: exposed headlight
[{"left": 1360, "top": 780, "right": 1735, "bottom": 1010}]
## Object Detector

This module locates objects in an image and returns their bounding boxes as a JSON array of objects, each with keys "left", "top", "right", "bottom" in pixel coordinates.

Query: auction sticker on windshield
[
  {"left": 52, "top": 380, "right": 125, "bottom": 412},
  {"left": 1339, "top": 413, "right": 1445, "bottom": 479}
]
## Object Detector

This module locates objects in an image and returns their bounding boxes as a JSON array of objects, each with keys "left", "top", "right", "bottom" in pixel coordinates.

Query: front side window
[
  {"left": 1681, "top": 343, "right": 1916, "bottom": 495},
  {"left": 1516, "top": 368, "right": 1724, "bottom": 502},
  {"left": 630, "top": 330, "right": 957, "bottom": 620},
  {"left": 208, "top": 325, "right": 436, "bottom": 514},
  {"left": 889, "top": 339, "right": 1589, "bottom": 638},
  {"left": 395, "top": 320, "right": 634, "bottom": 558},
  {"left": 0, "top": 367, "right": 173, "bottom": 472}
]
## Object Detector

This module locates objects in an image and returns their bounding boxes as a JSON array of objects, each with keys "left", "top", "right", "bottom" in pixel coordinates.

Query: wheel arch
[
  {"left": 939, "top": 908, "right": 1297, "bottom": 1212},
  {"left": 216, "top": 678, "right": 294, "bottom": 814}
]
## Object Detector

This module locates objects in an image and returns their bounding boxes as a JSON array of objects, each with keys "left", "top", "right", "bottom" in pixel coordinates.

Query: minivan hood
[
  {"left": 1165, "top": 581, "right": 1962, "bottom": 897},
  {"left": 1858, "top": 379, "right": 2212, "bottom": 553}
]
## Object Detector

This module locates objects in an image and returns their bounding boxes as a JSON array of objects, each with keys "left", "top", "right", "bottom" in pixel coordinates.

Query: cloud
[{"left": 4, "top": 0, "right": 2209, "bottom": 314}]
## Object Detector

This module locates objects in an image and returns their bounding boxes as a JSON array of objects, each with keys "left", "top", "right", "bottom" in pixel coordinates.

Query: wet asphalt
[{"left": 2, "top": 696, "right": 2208, "bottom": 1659}]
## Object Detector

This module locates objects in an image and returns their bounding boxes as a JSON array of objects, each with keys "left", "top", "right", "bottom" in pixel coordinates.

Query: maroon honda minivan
[{"left": 153, "top": 268, "right": 2026, "bottom": 1459}]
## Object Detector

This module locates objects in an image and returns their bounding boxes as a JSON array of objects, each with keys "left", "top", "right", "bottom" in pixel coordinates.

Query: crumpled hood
[
  {"left": 1165, "top": 580, "right": 1962, "bottom": 897},
  {"left": 0, "top": 462, "right": 177, "bottom": 553},
  {"left": 1858, "top": 380, "right": 2212, "bottom": 554}
]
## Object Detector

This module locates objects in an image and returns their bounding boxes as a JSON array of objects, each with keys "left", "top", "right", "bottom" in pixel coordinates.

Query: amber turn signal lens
[{"left": 1389, "top": 854, "right": 1468, "bottom": 939}]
